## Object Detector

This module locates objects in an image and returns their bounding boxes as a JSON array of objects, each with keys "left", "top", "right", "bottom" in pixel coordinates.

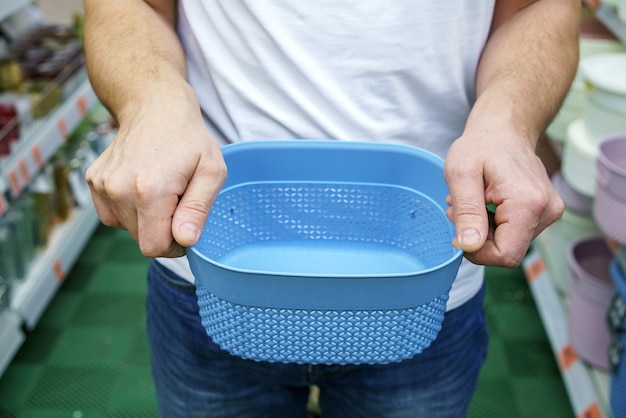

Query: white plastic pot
[
  {"left": 547, "top": 39, "right": 626, "bottom": 143},
  {"left": 562, "top": 119, "right": 599, "bottom": 197},
  {"left": 581, "top": 53, "right": 626, "bottom": 142}
]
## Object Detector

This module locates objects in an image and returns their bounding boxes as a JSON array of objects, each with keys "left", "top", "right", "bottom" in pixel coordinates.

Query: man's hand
[
  {"left": 445, "top": 0, "right": 577, "bottom": 268},
  {"left": 444, "top": 130, "right": 564, "bottom": 268},
  {"left": 86, "top": 104, "right": 226, "bottom": 258}
]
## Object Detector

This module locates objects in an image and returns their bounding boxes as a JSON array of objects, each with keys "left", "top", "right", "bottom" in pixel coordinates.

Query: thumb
[
  {"left": 446, "top": 174, "right": 489, "bottom": 253},
  {"left": 171, "top": 168, "right": 225, "bottom": 248}
]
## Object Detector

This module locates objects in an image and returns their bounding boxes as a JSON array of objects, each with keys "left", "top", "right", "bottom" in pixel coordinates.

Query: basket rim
[
  {"left": 191, "top": 139, "right": 462, "bottom": 279},
  {"left": 187, "top": 139, "right": 463, "bottom": 310},
  {"left": 188, "top": 242, "right": 463, "bottom": 279},
  {"left": 188, "top": 251, "right": 462, "bottom": 310}
]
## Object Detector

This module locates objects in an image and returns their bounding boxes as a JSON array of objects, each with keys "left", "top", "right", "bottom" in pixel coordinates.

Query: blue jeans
[{"left": 146, "top": 260, "right": 488, "bottom": 418}]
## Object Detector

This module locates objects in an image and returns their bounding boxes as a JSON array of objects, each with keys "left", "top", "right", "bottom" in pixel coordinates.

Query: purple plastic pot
[
  {"left": 567, "top": 235, "right": 614, "bottom": 371},
  {"left": 552, "top": 171, "right": 594, "bottom": 215},
  {"left": 593, "top": 135, "right": 626, "bottom": 245}
]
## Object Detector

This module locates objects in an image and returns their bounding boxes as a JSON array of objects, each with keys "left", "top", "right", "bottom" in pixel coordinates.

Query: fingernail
[
  {"left": 460, "top": 228, "right": 481, "bottom": 247},
  {"left": 179, "top": 222, "right": 199, "bottom": 243}
]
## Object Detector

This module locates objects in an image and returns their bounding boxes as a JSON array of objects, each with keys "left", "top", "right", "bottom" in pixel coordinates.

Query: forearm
[
  {"left": 468, "top": 0, "right": 580, "bottom": 146},
  {"left": 83, "top": 0, "right": 198, "bottom": 125}
]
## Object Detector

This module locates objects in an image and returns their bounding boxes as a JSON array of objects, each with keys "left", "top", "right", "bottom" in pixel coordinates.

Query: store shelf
[
  {"left": 596, "top": 3, "right": 626, "bottom": 44},
  {"left": 0, "top": 73, "right": 98, "bottom": 203},
  {"left": 3, "top": 111, "right": 110, "bottom": 363},
  {"left": 10, "top": 201, "right": 100, "bottom": 330},
  {"left": 0, "top": 0, "right": 104, "bottom": 382},
  {"left": 524, "top": 228, "right": 612, "bottom": 418},
  {"left": 0, "top": 310, "right": 24, "bottom": 377},
  {"left": 0, "top": 0, "right": 31, "bottom": 23}
]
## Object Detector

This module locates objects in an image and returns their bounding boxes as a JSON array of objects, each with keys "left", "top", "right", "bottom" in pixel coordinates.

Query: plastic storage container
[
  {"left": 593, "top": 135, "right": 626, "bottom": 246},
  {"left": 552, "top": 171, "right": 594, "bottom": 215},
  {"left": 187, "top": 140, "right": 463, "bottom": 365},
  {"left": 547, "top": 37, "right": 626, "bottom": 143},
  {"left": 551, "top": 208, "right": 601, "bottom": 294},
  {"left": 567, "top": 236, "right": 614, "bottom": 371},
  {"left": 562, "top": 119, "right": 599, "bottom": 197},
  {"left": 580, "top": 53, "right": 626, "bottom": 142}
]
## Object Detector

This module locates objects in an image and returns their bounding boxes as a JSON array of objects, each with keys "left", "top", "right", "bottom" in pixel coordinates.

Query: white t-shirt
[{"left": 158, "top": 0, "right": 495, "bottom": 310}]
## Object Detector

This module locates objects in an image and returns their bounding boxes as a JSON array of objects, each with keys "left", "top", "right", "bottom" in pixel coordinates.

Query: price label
[
  {"left": 557, "top": 343, "right": 578, "bottom": 373},
  {"left": 77, "top": 95, "right": 89, "bottom": 117},
  {"left": 579, "top": 403, "right": 601, "bottom": 418},
  {"left": 8, "top": 169, "right": 21, "bottom": 196},
  {"left": 32, "top": 145, "right": 44, "bottom": 169},
  {"left": 53, "top": 259, "right": 66, "bottom": 282},
  {"left": 57, "top": 118, "right": 69, "bottom": 140},
  {"left": 0, "top": 195, "right": 8, "bottom": 216},
  {"left": 18, "top": 159, "right": 30, "bottom": 184},
  {"left": 524, "top": 257, "right": 545, "bottom": 283}
]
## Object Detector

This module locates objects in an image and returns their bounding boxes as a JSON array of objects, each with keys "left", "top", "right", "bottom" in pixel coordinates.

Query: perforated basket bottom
[
  {"left": 197, "top": 182, "right": 453, "bottom": 275},
  {"left": 196, "top": 283, "right": 449, "bottom": 365}
]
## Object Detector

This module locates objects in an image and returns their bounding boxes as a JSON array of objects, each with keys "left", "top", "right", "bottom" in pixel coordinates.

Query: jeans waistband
[{"left": 150, "top": 259, "right": 196, "bottom": 293}]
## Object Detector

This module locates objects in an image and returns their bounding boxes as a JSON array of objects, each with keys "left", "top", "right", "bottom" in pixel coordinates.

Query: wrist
[
  {"left": 116, "top": 79, "right": 201, "bottom": 127},
  {"left": 463, "top": 90, "right": 540, "bottom": 150}
]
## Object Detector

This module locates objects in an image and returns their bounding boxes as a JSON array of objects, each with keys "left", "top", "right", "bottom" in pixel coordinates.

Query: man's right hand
[{"left": 85, "top": 103, "right": 227, "bottom": 258}]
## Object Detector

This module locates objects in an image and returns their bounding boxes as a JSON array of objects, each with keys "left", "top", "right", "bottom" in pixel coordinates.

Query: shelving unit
[
  {"left": 523, "top": 5, "right": 625, "bottom": 417},
  {"left": 0, "top": 73, "right": 98, "bottom": 207},
  {"left": 0, "top": 3, "right": 101, "bottom": 377},
  {"left": 9, "top": 202, "right": 99, "bottom": 330},
  {"left": 0, "top": 81, "right": 100, "bottom": 373},
  {"left": 0, "top": 310, "right": 23, "bottom": 378},
  {"left": 0, "top": 78, "right": 101, "bottom": 372}
]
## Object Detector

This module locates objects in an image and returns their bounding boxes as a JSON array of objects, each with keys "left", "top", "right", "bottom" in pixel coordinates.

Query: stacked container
[
  {"left": 548, "top": 19, "right": 626, "bottom": 297},
  {"left": 548, "top": 15, "right": 626, "bottom": 418},
  {"left": 589, "top": 135, "right": 626, "bottom": 418}
]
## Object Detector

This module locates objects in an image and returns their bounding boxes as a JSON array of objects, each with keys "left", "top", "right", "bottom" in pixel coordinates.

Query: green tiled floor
[{"left": 0, "top": 224, "right": 574, "bottom": 417}]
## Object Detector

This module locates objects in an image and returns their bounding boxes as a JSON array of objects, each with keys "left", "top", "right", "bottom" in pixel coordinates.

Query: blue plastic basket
[
  {"left": 187, "top": 140, "right": 463, "bottom": 364},
  {"left": 609, "top": 259, "right": 626, "bottom": 418}
]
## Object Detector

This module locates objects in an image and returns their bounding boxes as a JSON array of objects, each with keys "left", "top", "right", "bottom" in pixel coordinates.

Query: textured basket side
[
  {"left": 196, "top": 284, "right": 448, "bottom": 365},
  {"left": 195, "top": 183, "right": 453, "bottom": 268}
]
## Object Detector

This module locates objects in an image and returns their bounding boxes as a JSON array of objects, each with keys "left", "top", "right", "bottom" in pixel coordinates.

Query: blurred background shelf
[
  {"left": 9, "top": 202, "right": 100, "bottom": 330},
  {"left": 0, "top": 75, "right": 97, "bottom": 201},
  {"left": 0, "top": 0, "right": 104, "bottom": 380},
  {"left": 0, "top": 311, "right": 24, "bottom": 377},
  {"left": 525, "top": 229, "right": 613, "bottom": 417},
  {"left": 596, "top": 3, "right": 626, "bottom": 44}
]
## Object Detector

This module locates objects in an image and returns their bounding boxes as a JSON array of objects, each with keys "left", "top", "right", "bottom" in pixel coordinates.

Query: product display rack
[
  {"left": 524, "top": 5, "right": 625, "bottom": 417},
  {"left": 9, "top": 202, "right": 99, "bottom": 330},
  {"left": 0, "top": 75, "right": 100, "bottom": 374},
  {"left": 0, "top": 77, "right": 100, "bottom": 374},
  {"left": 0, "top": 73, "right": 98, "bottom": 206},
  {"left": 525, "top": 229, "right": 612, "bottom": 418},
  {"left": 0, "top": 3, "right": 101, "bottom": 377}
]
